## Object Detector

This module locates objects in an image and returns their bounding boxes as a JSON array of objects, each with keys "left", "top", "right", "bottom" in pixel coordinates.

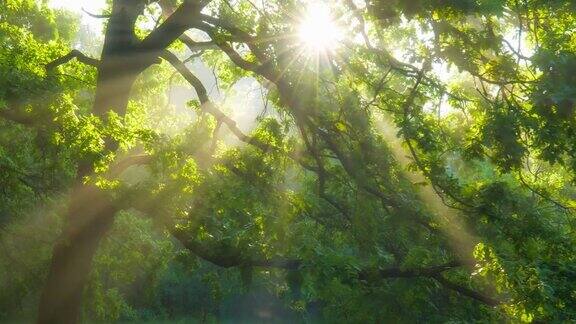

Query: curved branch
[
  {"left": 517, "top": 170, "right": 574, "bottom": 212},
  {"left": 81, "top": 7, "right": 113, "bottom": 19},
  {"left": 171, "top": 228, "right": 301, "bottom": 270},
  {"left": 192, "top": 21, "right": 278, "bottom": 81},
  {"left": 45, "top": 50, "right": 100, "bottom": 71},
  {"left": 432, "top": 273, "right": 501, "bottom": 306},
  {"left": 160, "top": 50, "right": 317, "bottom": 172},
  {"left": 179, "top": 34, "right": 217, "bottom": 52},
  {"left": 138, "top": 1, "right": 209, "bottom": 60},
  {"left": 172, "top": 227, "right": 498, "bottom": 305},
  {"left": 198, "top": 14, "right": 268, "bottom": 61},
  {"left": 108, "top": 154, "right": 152, "bottom": 177},
  {"left": 358, "top": 261, "right": 463, "bottom": 280}
]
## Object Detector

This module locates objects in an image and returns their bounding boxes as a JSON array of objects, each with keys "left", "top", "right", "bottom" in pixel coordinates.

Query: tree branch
[
  {"left": 358, "top": 261, "right": 463, "bottom": 280},
  {"left": 137, "top": 1, "right": 210, "bottom": 62},
  {"left": 198, "top": 13, "right": 268, "bottom": 61},
  {"left": 179, "top": 34, "right": 217, "bottom": 52},
  {"left": 191, "top": 21, "right": 278, "bottom": 81},
  {"left": 108, "top": 154, "right": 152, "bottom": 177},
  {"left": 160, "top": 50, "right": 317, "bottom": 172},
  {"left": 171, "top": 228, "right": 301, "bottom": 269},
  {"left": 173, "top": 227, "right": 498, "bottom": 305},
  {"left": 81, "top": 7, "right": 113, "bottom": 19},
  {"left": 0, "top": 106, "right": 35, "bottom": 125},
  {"left": 45, "top": 50, "right": 100, "bottom": 71},
  {"left": 432, "top": 273, "right": 501, "bottom": 306},
  {"left": 358, "top": 261, "right": 501, "bottom": 306}
]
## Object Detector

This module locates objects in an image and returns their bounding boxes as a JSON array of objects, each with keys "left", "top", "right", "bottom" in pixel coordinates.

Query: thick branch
[
  {"left": 46, "top": 50, "right": 100, "bottom": 71},
  {"left": 172, "top": 228, "right": 497, "bottom": 305},
  {"left": 108, "top": 154, "right": 152, "bottom": 177},
  {"left": 173, "top": 227, "right": 455, "bottom": 277},
  {"left": 0, "top": 106, "right": 34, "bottom": 125},
  {"left": 171, "top": 228, "right": 301, "bottom": 269},
  {"left": 179, "top": 34, "right": 217, "bottom": 52},
  {"left": 160, "top": 51, "right": 209, "bottom": 101},
  {"left": 359, "top": 261, "right": 501, "bottom": 306},
  {"left": 137, "top": 1, "right": 209, "bottom": 61},
  {"left": 432, "top": 273, "right": 501, "bottom": 306},
  {"left": 358, "top": 261, "right": 463, "bottom": 280}
]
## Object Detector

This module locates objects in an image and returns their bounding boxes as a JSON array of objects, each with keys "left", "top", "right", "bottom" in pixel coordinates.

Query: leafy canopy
[{"left": 1, "top": 0, "right": 576, "bottom": 322}]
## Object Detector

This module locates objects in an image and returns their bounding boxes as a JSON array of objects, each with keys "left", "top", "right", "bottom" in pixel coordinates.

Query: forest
[{"left": 1, "top": 0, "right": 576, "bottom": 323}]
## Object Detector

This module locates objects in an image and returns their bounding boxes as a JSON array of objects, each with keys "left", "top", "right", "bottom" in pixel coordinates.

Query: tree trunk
[
  {"left": 37, "top": 185, "right": 118, "bottom": 324},
  {"left": 37, "top": 1, "right": 147, "bottom": 322},
  {"left": 37, "top": 64, "right": 139, "bottom": 324}
]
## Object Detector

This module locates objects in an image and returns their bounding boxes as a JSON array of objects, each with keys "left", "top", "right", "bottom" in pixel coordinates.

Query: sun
[{"left": 297, "top": 3, "right": 342, "bottom": 55}]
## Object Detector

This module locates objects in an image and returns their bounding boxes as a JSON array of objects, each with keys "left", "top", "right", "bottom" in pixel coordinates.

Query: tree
[{"left": 1, "top": 0, "right": 576, "bottom": 322}]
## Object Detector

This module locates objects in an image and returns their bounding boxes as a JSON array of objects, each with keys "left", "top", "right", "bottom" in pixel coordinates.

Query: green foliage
[{"left": 2, "top": 0, "right": 576, "bottom": 323}]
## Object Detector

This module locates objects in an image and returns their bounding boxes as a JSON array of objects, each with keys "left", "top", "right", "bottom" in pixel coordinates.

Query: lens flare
[{"left": 298, "top": 3, "right": 342, "bottom": 55}]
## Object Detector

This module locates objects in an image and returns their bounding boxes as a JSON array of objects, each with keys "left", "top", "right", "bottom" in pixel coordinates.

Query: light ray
[{"left": 297, "top": 3, "right": 343, "bottom": 57}]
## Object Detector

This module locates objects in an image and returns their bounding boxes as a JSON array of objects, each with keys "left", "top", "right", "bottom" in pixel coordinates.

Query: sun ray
[{"left": 297, "top": 3, "right": 343, "bottom": 58}]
